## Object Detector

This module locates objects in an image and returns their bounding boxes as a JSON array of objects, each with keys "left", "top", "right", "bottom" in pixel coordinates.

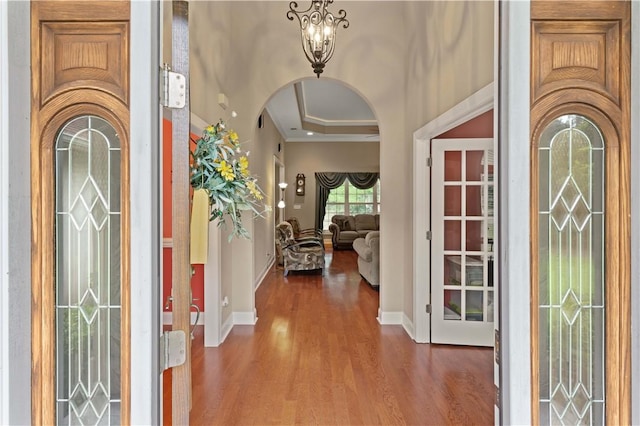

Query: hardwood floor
[{"left": 163, "top": 247, "right": 495, "bottom": 425}]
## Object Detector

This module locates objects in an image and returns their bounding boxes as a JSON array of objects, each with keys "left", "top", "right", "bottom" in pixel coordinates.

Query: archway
[{"left": 254, "top": 76, "right": 382, "bottom": 312}]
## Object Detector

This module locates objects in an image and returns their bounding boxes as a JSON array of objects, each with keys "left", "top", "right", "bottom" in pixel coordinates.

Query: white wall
[{"left": 0, "top": 1, "right": 31, "bottom": 424}]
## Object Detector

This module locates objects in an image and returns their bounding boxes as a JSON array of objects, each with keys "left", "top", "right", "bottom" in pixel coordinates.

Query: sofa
[
  {"left": 328, "top": 214, "right": 380, "bottom": 249},
  {"left": 352, "top": 231, "right": 380, "bottom": 288}
]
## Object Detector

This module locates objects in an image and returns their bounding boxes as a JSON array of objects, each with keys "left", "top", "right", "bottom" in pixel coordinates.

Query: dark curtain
[{"left": 314, "top": 172, "right": 380, "bottom": 230}]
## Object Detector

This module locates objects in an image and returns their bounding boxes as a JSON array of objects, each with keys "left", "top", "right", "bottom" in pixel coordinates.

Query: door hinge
[
  {"left": 160, "top": 63, "right": 186, "bottom": 109},
  {"left": 426, "top": 304, "right": 432, "bottom": 314},
  {"left": 426, "top": 157, "right": 432, "bottom": 167},
  {"left": 160, "top": 329, "right": 186, "bottom": 372},
  {"left": 426, "top": 230, "right": 432, "bottom": 240}
]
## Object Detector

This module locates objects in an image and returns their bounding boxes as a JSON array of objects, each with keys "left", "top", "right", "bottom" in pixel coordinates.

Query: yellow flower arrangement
[{"left": 190, "top": 121, "right": 268, "bottom": 240}]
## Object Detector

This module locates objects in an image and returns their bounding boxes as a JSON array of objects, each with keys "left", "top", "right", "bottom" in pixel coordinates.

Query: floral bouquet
[{"left": 190, "top": 121, "right": 267, "bottom": 240}]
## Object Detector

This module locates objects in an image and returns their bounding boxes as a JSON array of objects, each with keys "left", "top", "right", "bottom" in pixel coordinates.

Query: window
[{"left": 323, "top": 180, "right": 380, "bottom": 230}]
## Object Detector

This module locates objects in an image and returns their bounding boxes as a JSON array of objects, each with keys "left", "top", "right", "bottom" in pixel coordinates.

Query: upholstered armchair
[
  {"left": 352, "top": 231, "right": 380, "bottom": 287},
  {"left": 285, "top": 217, "right": 323, "bottom": 241},
  {"left": 276, "top": 222, "right": 325, "bottom": 276}
]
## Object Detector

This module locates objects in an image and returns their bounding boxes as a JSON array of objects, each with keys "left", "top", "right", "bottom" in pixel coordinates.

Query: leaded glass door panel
[
  {"left": 30, "top": 3, "right": 131, "bottom": 423},
  {"left": 431, "top": 138, "right": 494, "bottom": 346},
  {"left": 537, "top": 114, "right": 605, "bottom": 424},
  {"left": 56, "top": 116, "right": 122, "bottom": 425},
  {"left": 530, "top": 2, "right": 631, "bottom": 423}
]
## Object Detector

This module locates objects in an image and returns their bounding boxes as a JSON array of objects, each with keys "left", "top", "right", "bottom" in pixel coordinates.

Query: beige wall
[
  {"left": 183, "top": 1, "right": 494, "bottom": 327},
  {"left": 250, "top": 111, "right": 285, "bottom": 286},
  {"left": 403, "top": 1, "right": 494, "bottom": 320},
  {"left": 283, "top": 142, "right": 380, "bottom": 230}
]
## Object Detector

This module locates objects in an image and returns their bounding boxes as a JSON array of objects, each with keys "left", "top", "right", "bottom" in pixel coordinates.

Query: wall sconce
[{"left": 278, "top": 182, "right": 288, "bottom": 208}]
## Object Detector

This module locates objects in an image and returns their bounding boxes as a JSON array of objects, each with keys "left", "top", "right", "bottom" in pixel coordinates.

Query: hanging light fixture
[{"left": 287, "top": 1, "right": 349, "bottom": 78}]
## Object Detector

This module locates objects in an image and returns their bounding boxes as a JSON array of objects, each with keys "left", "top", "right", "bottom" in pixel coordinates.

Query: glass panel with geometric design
[
  {"left": 56, "top": 116, "right": 121, "bottom": 425},
  {"left": 538, "top": 114, "right": 605, "bottom": 425}
]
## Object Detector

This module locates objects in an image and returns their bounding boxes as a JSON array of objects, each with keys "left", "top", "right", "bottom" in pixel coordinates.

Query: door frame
[
  {"left": 632, "top": 3, "right": 640, "bottom": 423},
  {"left": 129, "top": 2, "right": 161, "bottom": 424},
  {"left": 4, "top": 1, "right": 161, "bottom": 424},
  {"left": 499, "top": 1, "right": 640, "bottom": 424}
]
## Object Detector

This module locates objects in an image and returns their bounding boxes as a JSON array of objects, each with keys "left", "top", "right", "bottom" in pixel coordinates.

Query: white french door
[{"left": 431, "top": 138, "right": 494, "bottom": 346}]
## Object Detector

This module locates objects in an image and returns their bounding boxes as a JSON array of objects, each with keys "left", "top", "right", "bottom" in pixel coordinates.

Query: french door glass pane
[
  {"left": 444, "top": 186, "right": 461, "bottom": 216},
  {"left": 445, "top": 151, "right": 462, "bottom": 181},
  {"left": 465, "top": 150, "right": 484, "bottom": 181},
  {"left": 56, "top": 116, "right": 121, "bottom": 425},
  {"left": 538, "top": 114, "right": 605, "bottom": 425}
]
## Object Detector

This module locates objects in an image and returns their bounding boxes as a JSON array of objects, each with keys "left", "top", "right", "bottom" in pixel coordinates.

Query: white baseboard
[
  {"left": 162, "top": 311, "right": 205, "bottom": 325},
  {"left": 402, "top": 313, "right": 415, "bottom": 340},
  {"left": 377, "top": 311, "right": 403, "bottom": 325},
  {"left": 255, "top": 257, "right": 275, "bottom": 290},
  {"left": 233, "top": 309, "right": 258, "bottom": 325},
  {"left": 220, "top": 314, "right": 233, "bottom": 344}
]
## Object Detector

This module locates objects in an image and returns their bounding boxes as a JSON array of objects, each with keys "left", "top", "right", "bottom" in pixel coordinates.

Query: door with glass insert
[
  {"left": 55, "top": 116, "right": 123, "bottom": 424},
  {"left": 530, "top": 1, "right": 631, "bottom": 423},
  {"left": 31, "top": 2, "right": 131, "bottom": 423},
  {"left": 431, "top": 138, "right": 494, "bottom": 346}
]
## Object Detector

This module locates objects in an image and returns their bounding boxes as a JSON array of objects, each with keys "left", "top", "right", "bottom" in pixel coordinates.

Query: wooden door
[
  {"left": 530, "top": 1, "right": 630, "bottom": 424},
  {"left": 31, "top": 2, "right": 131, "bottom": 424},
  {"left": 431, "top": 138, "right": 495, "bottom": 346}
]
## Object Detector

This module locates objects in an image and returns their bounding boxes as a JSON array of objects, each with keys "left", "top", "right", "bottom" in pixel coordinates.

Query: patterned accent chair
[
  {"left": 276, "top": 221, "right": 325, "bottom": 276},
  {"left": 285, "top": 216, "right": 323, "bottom": 241}
]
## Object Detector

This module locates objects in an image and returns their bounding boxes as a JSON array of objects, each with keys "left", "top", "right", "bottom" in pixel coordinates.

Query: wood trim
[
  {"left": 530, "top": 2, "right": 630, "bottom": 423},
  {"left": 171, "top": 2, "right": 192, "bottom": 424},
  {"left": 31, "top": 2, "right": 131, "bottom": 423}
]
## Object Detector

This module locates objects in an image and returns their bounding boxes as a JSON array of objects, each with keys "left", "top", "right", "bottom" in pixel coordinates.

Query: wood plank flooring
[{"left": 163, "top": 247, "right": 495, "bottom": 425}]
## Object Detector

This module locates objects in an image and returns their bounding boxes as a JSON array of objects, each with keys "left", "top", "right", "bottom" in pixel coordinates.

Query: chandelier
[{"left": 287, "top": 1, "right": 349, "bottom": 78}]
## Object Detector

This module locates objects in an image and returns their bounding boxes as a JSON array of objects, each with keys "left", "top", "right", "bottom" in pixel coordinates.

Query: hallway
[{"left": 163, "top": 248, "right": 494, "bottom": 425}]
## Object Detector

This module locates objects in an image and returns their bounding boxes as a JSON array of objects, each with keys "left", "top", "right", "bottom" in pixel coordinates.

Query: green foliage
[{"left": 190, "top": 121, "right": 268, "bottom": 241}]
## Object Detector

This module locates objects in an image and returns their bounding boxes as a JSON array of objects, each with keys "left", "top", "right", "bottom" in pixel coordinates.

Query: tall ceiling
[{"left": 265, "top": 79, "right": 379, "bottom": 143}]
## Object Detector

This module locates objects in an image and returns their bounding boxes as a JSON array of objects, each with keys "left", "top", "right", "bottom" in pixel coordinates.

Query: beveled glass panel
[
  {"left": 465, "top": 150, "right": 484, "bottom": 181},
  {"left": 537, "top": 114, "right": 605, "bottom": 425},
  {"left": 56, "top": 116, "right": 121, "bottom": 425},
  {"left": 444, "top": 186, "right": 461, "bottom": 216},
  {"left": 445, "top": 151, "right": 462, "bottom": 181}
]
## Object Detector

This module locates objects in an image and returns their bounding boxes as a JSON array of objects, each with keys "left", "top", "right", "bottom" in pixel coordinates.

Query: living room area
[{"left": 265, "top": 78, "right": 381, "bottom": 287}]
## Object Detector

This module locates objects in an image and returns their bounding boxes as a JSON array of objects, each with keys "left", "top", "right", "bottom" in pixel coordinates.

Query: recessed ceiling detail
[{"left": 265, "top": 79, "right": 379, "bottom": 142}]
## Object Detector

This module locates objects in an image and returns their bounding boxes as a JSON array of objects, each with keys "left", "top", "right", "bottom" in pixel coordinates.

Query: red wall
[
  {"left": 436, "top": 109, "right": 493, "bottom": 139},
  {"left": 162, "top": 119, "right": 205, "bottom": 313}
]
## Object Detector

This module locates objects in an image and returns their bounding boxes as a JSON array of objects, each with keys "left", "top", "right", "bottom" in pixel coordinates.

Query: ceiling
[{"left": 265, "top": 79, "right": 379, "bottom": 143}]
